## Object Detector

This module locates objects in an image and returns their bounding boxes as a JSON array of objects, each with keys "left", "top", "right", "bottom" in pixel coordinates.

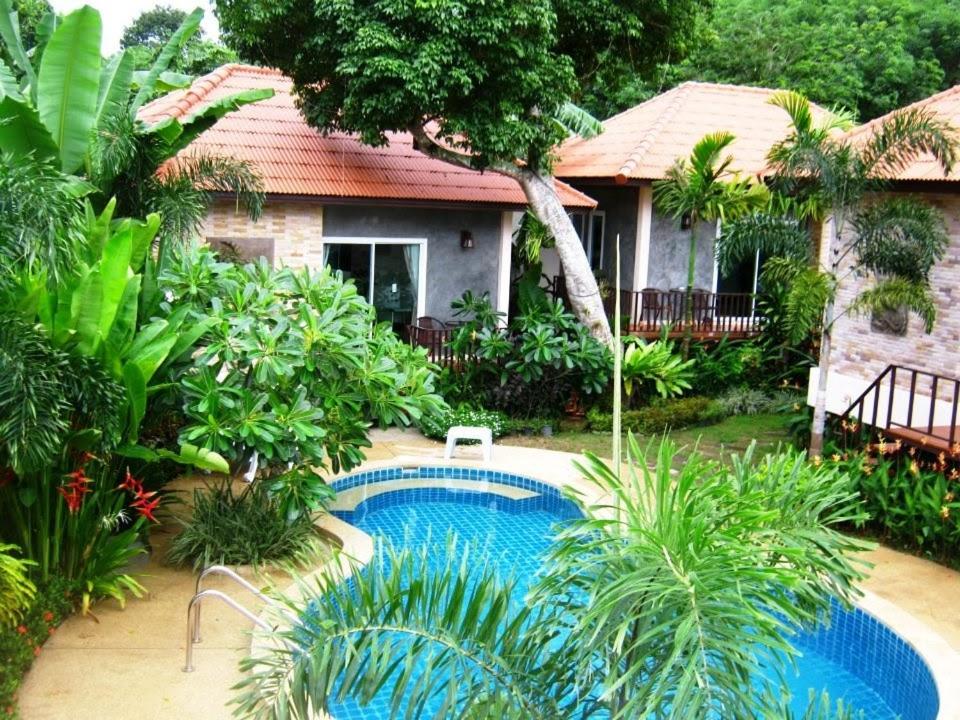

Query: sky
[{"left": 48, "top": 0, "right": 220, "bottom": 53}]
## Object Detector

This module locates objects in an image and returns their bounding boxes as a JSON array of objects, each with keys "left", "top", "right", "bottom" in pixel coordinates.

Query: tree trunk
[
  {"left": 518, "top": 169, "right": 613, "bottom": 347},
  {"left": 809, "top": 214, "right": 841, "bottom": 456},
  {"left": 681, "top": 216, "right": 699, "bottom": 359}
]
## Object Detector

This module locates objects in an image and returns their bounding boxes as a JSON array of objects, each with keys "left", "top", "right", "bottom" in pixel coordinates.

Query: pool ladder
[{"left": 183, "top": 565, "right": 296, "bottom": 672}]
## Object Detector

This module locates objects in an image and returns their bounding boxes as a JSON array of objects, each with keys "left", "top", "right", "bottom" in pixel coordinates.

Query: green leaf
[
  {"left": 129, "top": 332, "right": 178, "bottom": 385},
  {"left": 162, "top": 88, "right": 275, "bottom": 155},
  {"left": 0, "top": 96, "right": 58, "bottom": 161},
  {"left": 128, "top": 213, "right": 161, "bottom": 271},
  {"left": 73, "top": 268, "right": 103, "bottom": 354},
  {"left": 130, "top": 8, "right": 202, "bottom": 115},
  {"left": 166, "top": 443, "right": 230, "bottom": 474},
  {"left": 36, "top": 5, "right": 102, "bottom": 173},
  {"left": 103, "top": 276, "right": 141, "bottom": 371},
  {"left": 97, "top": 226, "right": 134, "bottom": 341},
  {"left": 122, "top": 362, "right": 146, "bottom": 441},
  {"left": 96, "top": 50, "right": 134, "bottom": 130},
  {"left": 0, "top": 0, "right": 35, "bottom": 97},
  {"left": 0, "top": 58, "right": 23, "bottom": 100}
]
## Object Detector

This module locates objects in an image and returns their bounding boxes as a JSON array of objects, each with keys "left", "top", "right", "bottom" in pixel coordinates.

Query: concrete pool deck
[{"left": 17, "top": 428, "right": 960, "bottom": 720}]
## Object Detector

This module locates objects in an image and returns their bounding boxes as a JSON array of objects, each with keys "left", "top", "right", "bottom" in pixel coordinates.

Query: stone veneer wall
[
  {"left": 828, "top": 192, "right": 960, "bottom": 383},
  {"left": 201, "top": 197, "right": 325, "bottom": 268}
]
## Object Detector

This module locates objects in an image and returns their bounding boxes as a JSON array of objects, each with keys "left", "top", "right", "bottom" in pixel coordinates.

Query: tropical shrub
[
  {"left": 159, "top": 244, "right": 446, "bottom": 474},
  {"left": 827, "top": 443, "right": 960, "bottom": 561},
  {"left": 0, "top": 545, "right": 35, "bottom": 627},
  {"left": 587, "top": 396, "right": 727, "bottom": 434},
  {"left": 235, "top": 439, "right": 869, "bottom": 719},
  {"left": 621, "top": 336, "right": 694, "bottom": 403},
  {"left": 689, "top": 337, "right": 769, "bottom": 393},
  {"left": 167, "top": 480, "right": 326, "bottom": 570},
  {"left": 441, "top": 291, "right": 611, "bottom": 417},
  {"left": 418, "top": 406, "right": 511, "bottom": 442},
  {"left": 716, "top": 386, "right": 807, "bottom": 416},
  {"left": 0, "top": 576, "right": 74, "bottom": 718}
]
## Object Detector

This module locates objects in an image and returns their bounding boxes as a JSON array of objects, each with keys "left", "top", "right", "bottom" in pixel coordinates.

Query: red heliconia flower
[
  {"left": 57, "top": 486, "right": 82, "bottom": 513},
  {"left": 118, "top": 468, "right": 143, "bottom": 495},
  {"left": 43, "top": 611, "right": 54, "bottom": 623},
  {"left": 131, "top": 493, "right": 161, "bottom": 523},
  {"left": 80, "top": 451, "right": 98, "bottom": 464},
  {"left": 16, "top": 625, "right": 26, "bottom": 635}
]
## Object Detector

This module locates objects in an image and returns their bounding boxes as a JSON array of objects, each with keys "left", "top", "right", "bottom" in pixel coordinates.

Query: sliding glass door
[{"left": 323, "top": 237, "right": 426, "bottom": 331}]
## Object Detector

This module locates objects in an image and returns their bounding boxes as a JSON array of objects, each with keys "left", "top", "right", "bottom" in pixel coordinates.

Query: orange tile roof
[
  {"left": 843, "top": 85, "right": 960, "bottom": 182},
  {"left": 555, "top": 81, "right": 833, "bottom": 183},
  {"left": 139, "top": 64, "right": 595, "bottom": 208}
]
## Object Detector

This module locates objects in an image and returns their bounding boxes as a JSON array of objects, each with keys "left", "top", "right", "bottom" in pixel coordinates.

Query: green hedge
[{"left": 586, "top": 397, "right": 728, "bottom": 434}]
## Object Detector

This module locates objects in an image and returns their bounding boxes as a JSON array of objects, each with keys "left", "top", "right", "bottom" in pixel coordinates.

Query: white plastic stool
[{"left": 444, "top": 425, "right": 493, "bottom": 462}]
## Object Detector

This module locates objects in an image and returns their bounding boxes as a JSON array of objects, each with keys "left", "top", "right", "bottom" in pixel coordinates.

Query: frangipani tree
[
  {"left": 653, "top": 131, "right": 769, "bottom": 355},
  {"left": 717, "top": 91, "right": 957, "bottom": 455},
  {"left": 215, "top": 0, "right": 708, "bottom": 346}
]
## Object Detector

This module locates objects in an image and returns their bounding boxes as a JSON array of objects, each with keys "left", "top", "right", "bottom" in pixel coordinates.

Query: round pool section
[{"left": 324, "top": 465, "right": 939, "bottom": 720}]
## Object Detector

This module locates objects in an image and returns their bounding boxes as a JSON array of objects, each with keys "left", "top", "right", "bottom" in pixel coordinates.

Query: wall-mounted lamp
[
  {"left": 460, "top": 230, "right": 475, "bottom": 250},
  {"left": 680, "top": 213, "right": 692, "bottom": 230}
]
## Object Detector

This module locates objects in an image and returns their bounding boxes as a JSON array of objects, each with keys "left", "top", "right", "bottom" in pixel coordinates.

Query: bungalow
[
  {"left": 553, "top": 82, "right": 833, "bottom": 337},
  {"left": 140, "top": 64, "right": 595, "bottom": 333},
  {"left": 810, "top": 86, "right": 960, "bottom": 454}
]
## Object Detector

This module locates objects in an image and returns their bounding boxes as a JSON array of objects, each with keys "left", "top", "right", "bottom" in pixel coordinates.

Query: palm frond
[
  {"left": 861, "top": 107, "right": 958, "bottom": 178},
  {"left": 850, "top": 277, "right": 937, "bottom": 333},
  {"left": 716, "top": 212, "right": 810, "bottom": 275},
  {"left": 852, "top": 197, "right": 948, "bottom": 282},
  {"left": 233, "top": 539, "right": 580, "bottom": 720},
  {"left": 554, "top": 101, "right": 603, "bottom": 140}
]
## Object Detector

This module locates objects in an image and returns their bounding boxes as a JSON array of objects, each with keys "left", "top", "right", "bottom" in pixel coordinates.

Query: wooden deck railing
[
  {"left": 551, "top": 277, "right": 763, "bottom": 339},
  {"left": 406, "top": 324, "right": 459, "bottom": 369},
  {"left": 840, "top": 364, "right": 960, "bottom": 454}
]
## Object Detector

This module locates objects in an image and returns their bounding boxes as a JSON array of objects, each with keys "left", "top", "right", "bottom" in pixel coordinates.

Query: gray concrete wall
[
  {"left": 322, "top": 204, "right": 502, "bottom": 320},
  {"left": 647, "top": 207, "right": 716, "bottom": 290},
  {"left": 568, "top": 183, "right": 639, "bottom": 288}
]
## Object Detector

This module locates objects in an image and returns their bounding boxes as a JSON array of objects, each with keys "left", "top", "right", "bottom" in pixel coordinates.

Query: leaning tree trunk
[
  {"left": 809, "top": 213, "right": 842, "bottom": 457},
  {"left": 518, "top": 170, "right": 613, "bottom": 347}
]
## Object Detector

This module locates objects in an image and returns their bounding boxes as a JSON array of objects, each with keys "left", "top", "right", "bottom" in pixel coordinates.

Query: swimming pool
[{"left": 322, "top": 466, "right": 940, "bottom": 720}]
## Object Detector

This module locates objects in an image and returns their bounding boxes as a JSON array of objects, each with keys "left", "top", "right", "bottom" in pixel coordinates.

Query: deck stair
[{"left": 839, "top": 365, "right": 960, "bottom": 455}]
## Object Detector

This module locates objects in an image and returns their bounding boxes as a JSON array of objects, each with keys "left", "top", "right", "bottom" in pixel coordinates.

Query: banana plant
[
  {"left": 0, "top": 3, "right": 271, "bottom": 178},
  {"left": 20, "top": 201, "right": 215, "bottom": 443}
]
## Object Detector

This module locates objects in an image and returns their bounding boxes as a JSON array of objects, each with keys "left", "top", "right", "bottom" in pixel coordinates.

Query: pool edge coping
[{"left": 252, "top": 454, "right": 960, "bottom": 720}]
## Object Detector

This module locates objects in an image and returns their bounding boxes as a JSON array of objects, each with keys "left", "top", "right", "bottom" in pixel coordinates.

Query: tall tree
[
  {"left": 121, "top": 4, "right": 237, "bottom": 76},
  {"left": 717, "top": 92, "right": 956, "bottom": 455},
  {"left": 215, "top": 0, "right": 707, "bottom": 346},
  {"left": 653, "top": 131, "right": 767, "bottom": 356}
]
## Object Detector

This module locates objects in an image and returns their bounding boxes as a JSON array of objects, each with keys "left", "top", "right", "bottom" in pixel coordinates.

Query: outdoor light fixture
[
  {"left": 680, "top": 213, "right": 692, "bottom": 230},
  {"left": 460, "top": 230, "right": 475, "bottom": 249}
]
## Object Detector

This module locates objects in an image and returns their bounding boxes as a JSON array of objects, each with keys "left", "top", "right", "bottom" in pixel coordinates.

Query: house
[
  {"left": 554, "top": 82, "right": 833, "bottom": 337},
  {"left": 809, "top": 86, "right": 960, "bottom": 453},
  {"left": 140, "top": 64, "right": 595, "bottom": 333}
]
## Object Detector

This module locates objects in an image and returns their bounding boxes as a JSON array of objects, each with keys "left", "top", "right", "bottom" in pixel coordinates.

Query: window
[
  {"left": 322, "top": 237, "right": 427, "bottom": 332},
  {"left": 568, "top": 211, "right": 605, "bottom": 272}
]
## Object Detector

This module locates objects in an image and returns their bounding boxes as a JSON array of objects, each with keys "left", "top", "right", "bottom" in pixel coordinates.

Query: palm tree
[
  {"left": 653, "top": 132, "right": 768, "bottom": 356},
  {"left": 717, "top": 91, "right": 957, "bottom": 455},
  {"left": 234, "top": 438, "right": 868, "bottom": 720}
]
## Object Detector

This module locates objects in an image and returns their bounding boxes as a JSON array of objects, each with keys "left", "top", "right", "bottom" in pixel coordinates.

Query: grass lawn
[{"left": 501, "top": 413, "right": 794, "bottom": 462}]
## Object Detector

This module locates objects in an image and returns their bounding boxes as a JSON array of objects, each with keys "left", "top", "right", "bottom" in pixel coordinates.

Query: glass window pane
[
  {"left": 324, "top": 243, "right": 372, "bottom": 301},
  {"left": 373, "top": 244, "right": 419, "bottom": 331},
  {"left": 589, "top": 214, "right": 604, "bottom": 270}
]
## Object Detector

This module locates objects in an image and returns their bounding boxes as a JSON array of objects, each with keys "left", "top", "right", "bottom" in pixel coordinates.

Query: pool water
[{"left": 323, "top": 479, "right": 931, "bottom": 720}]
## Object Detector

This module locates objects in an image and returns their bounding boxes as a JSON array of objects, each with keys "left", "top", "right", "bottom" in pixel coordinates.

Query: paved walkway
[{"left": 18, "top": 429, "right": 960, "bottom": 719}]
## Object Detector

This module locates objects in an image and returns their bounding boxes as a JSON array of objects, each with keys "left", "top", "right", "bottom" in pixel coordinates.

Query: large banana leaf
[
  {"left": 130, "top": 8, "right": 202, "bottom": 114},
  {"left": 31, "top": 11, "right": 57, "bottom": 69},
  {"left": 0, "top": 96, "right": 57, "bottom": 161},
  {"left": 131, "top": 69, "right": 193, "bottom": 92},
  {"left": 128, "top": 332, "right": 178, "bottom": 385},
  {"left": 122, "top": 362, "right": 147, "bottom": 442},
  {"left": 103, "top": 276, "right": 142, "bottom": 374},
  {"left": 116, "top": 442, "right": 230, "bottom": 474},
  {"left": 127, "top": 213, "right": 161, "bottom": 271},
  {"left": 0, "top": 59, "right": 22, "bottom": 100},
  {"left": 73, "top": 268, "right": 103, "bottom": 355},
  {"left": 84, "top": 198, "right": 116, "bottom": 262},
  {"left": 145, "top": 88, "right": 274, "bottom": 152},
  {"left": 0, "top": 0, "right": 35, "bottom": 100},
  {"left": 96, "top": 50, "right": 134, "bottom": 131},
  {"left": 37, "top": 5, "right": 102, "bottom": 173},
  {"left": 97, "top": 226, "right": 134, "bottom": 342}
]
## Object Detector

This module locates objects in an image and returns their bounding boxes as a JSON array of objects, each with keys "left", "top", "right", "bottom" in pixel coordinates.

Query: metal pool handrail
[{"left": 184, "top": 565, "right": 299, "bottom": 672}]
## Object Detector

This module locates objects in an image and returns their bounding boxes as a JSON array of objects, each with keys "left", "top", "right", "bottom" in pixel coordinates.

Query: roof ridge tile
[{"left": 615, "top": 83, "right": 691, "bottom": 182}]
